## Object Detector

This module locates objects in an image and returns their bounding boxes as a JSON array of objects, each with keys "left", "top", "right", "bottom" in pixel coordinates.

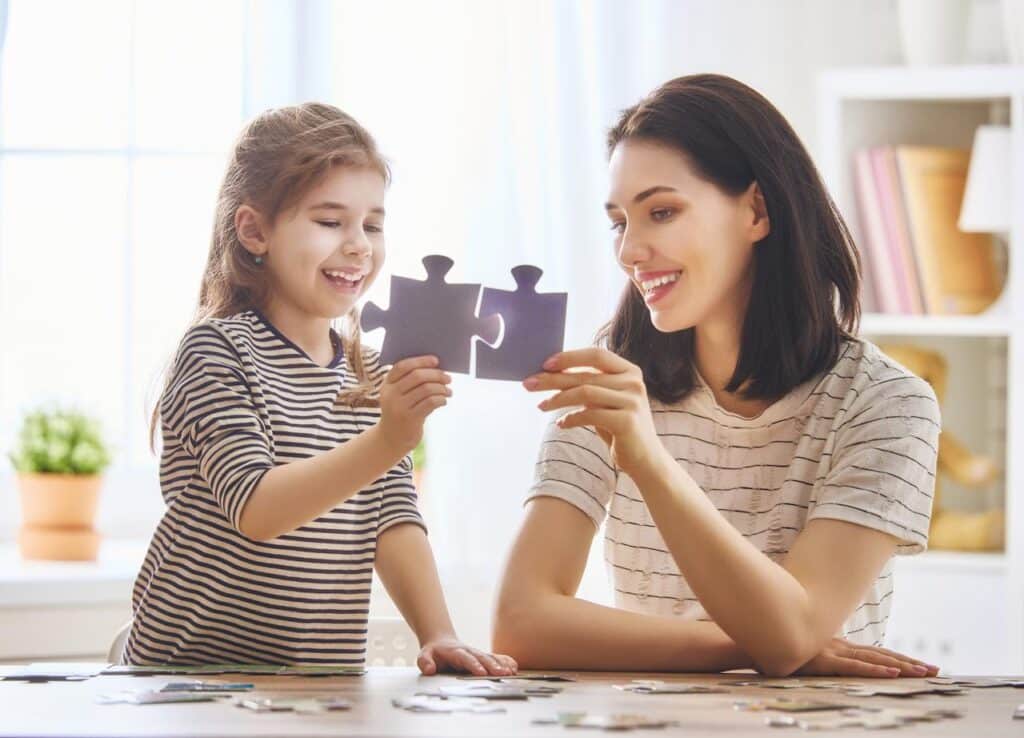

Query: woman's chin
[{"left": 649, "top": 309, "right": 696, "bottom": 334}]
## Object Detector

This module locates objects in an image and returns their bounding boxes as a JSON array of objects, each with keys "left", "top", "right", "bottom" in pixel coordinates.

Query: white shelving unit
[{"left": 818, "top": 66, "right": 1024, "bottom": 675}]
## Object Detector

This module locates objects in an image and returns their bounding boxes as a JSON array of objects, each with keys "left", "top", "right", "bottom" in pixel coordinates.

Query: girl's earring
[{"left": 253, "top": 254, "right": 264, "bottom": 265}]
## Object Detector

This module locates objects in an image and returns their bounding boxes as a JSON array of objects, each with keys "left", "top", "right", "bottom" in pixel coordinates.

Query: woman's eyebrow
[{"left": 605, "top": 185, "right": 679, "bottom": 211}]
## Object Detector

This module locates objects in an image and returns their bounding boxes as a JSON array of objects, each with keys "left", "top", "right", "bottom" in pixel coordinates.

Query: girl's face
[
  {"left": 262, "top": 165, "right": 386, "bottom": 320},
  {"left": 605, "top": 139, "right": 769, "bottom": 334}
]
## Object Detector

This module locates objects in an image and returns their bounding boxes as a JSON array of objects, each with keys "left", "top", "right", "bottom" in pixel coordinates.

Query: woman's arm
[
  {"left": 375, "top": 522, "right": 517, "bottom": 676},
  {"left": 493, "top": 497, "right": 752, "bottom": 671},
  {"left": 529, "top": 348, "right": 939, "bottom": 676},
  {"left": 239, "top": 356, "right": 449, "bottom": 541},
  {"left": 632, "top": 453, "right": 899, "bottom": 675}
]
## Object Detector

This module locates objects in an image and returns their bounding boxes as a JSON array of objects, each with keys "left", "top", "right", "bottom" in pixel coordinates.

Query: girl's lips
[{"left": 322, "top": 270, "right": 364, "bottom": 294}]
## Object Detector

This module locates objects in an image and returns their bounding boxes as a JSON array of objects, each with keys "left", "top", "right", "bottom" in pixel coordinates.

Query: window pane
[
  {"left": 127, "top": 155, "right": 227, "bottom": 464},
  {"left": 1, "top": 1, "right": 131, "bottom": 149},
  {"left": 0, "top": 156, "right": 127, "bottom": 453},
  {"left": 133, "top": 0, "right": 244, "bottom": 150}
]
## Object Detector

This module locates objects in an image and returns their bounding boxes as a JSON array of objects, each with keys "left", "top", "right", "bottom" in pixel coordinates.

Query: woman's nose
[{"left": 617, "top": 228, "right": 650, "bottom": 268}]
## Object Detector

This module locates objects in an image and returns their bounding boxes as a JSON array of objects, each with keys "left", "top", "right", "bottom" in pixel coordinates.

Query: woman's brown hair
[
  {"left": 599, "top": 74, "right": 861, "bottom": 404},
  {"left": 150, "top": 102, "right": 389, "bottom": 448}
]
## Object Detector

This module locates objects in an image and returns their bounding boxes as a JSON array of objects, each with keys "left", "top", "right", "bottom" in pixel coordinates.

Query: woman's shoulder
[{"left": 823, "top": 338, "right": 939, "bottom": 422}]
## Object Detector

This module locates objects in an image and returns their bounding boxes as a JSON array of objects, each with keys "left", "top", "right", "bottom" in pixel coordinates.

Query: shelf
[
  {"left": 820, "top": 65, "right": 1024, "bottom": 101},
  {"left": 859, "top": 312, "right": 1013, "bottom": 338}
]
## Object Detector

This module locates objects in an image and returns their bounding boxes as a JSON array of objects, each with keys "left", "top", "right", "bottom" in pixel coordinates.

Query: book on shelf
[{"left": 852, "top": 145, "right": 1002, "bottom": 316}]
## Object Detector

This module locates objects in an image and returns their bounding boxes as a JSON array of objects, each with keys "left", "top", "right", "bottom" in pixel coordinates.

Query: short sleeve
[
  {"left": 160, "top": 324, "right": 274, "bottom": 532},
  {"left": 376, "top": 460, "right": 427, "bottom": 536},
  {"left": 809, "top": 373, "right": 941, "bottom": 554},
  {"left": 526, "top": 413, "right": 618, "bottom": 528}
]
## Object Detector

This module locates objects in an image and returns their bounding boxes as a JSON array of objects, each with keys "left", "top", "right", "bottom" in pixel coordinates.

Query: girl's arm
[
  {"left": 239, "top": 356, "right": 449, "bottom": 541},
  {"left": 375, "top": 522, "right": 517, "bottom": 676},
  {"left": 493, "top": 497, "right": 751, "bottom": 671},
  {"left": 528, "top": 348, "right": 941, "bottom": 677}
]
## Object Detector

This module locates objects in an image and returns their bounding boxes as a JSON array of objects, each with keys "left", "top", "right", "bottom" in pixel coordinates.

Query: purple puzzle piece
[
  {"left": 361, "top": 255, "right": 501, "bottom": 375},
  {"left": 476, "top": 265, "right": 567, "bottom": 381}
]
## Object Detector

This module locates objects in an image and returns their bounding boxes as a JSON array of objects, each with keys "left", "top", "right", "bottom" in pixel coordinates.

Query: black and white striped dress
[
  {"left": 528, "top": 339, "right": 940, "bottom": 647},
  {"left": 125, "top": 310, "right": 422, "bottom": 666}
]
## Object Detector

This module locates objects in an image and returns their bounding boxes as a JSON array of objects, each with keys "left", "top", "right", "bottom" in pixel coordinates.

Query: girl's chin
[{"left": 649, "top": 309, "right": 697, "bottom": 334}]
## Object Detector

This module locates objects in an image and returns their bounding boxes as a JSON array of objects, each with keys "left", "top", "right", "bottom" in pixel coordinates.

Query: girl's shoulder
[{"left": 174, "top": 311, "right": 260, "bottom": 365}]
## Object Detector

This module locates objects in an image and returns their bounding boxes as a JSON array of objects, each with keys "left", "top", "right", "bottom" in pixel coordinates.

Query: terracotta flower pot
[
  {"left": 18, "top": 473, "right": 101, "bottom": 528},
  {"left": 18, "top": 526, "right": 101, "bottom": 562},
  {"left": 16, "top": 474, "right": 102, "bottom": 561}
]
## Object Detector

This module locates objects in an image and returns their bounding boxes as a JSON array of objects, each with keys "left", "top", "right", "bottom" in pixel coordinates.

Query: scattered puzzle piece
[
  {"left": 614, "top": 680, "right": 728, "bottom": 694},
  {"left": 392, "top": 695, "right": 505, "bottom": 714},
  {"left": 476, "top": 265, "right": 567, "bottom": 381},
  {"left": 361, "top": 255, "right": 501, "bottom": 374},
  {"left": 417, "top": 682, "right": 559, "bottom": 700},
  {"left": 928, "top": 676, "right": 1024, "bottom": 688},
  {"left": 734, "top": 697, "right": 857, "bottom": 713},
  {"left": 234, "top": 695, "right": 351, "bottom": 713},
  {"left": 765, "top": 706, "right": 963, "bottom": 730},
  {"left": 457, "top": 673, "right": 576, "bottom": 682},
  {"left": 97, "top": 690, "right": 223, "bottom": 706},
  {"left": 533, "top": 712, "right": 679, "bottom": 731},
  {"left": 841, "top": 683, "right": 967, "bottom": 698},
  {"left": 160, "top": 681, "right": 253, "bottom": 693}
]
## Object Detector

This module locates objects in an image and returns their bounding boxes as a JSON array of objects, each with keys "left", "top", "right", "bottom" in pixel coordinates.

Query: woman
[{"left": 494, "top": 74, "right": 940, "bottom": 678}]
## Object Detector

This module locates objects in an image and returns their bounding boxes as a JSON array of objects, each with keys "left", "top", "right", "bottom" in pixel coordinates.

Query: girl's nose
[{"left": 342, "top": 231, "right": 372, "bottom": 256}]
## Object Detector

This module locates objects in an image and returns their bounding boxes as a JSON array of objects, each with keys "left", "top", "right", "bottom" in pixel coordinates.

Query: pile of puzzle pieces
[{"left": 361, "top": 255, "right": 567, "bottom": 381}]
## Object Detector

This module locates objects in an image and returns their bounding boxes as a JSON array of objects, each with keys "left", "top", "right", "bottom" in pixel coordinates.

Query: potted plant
[
  {"left": 9, "top": 408, "right": 111, "bottom": 561},
  {"left": 411, "top": 437, "right": 427, "bottom": 495}
]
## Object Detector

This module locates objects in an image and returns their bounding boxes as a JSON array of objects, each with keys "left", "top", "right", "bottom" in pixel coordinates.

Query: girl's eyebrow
[
  {"left": 604, "top": 185, "right": 679, "bottom": 211},
  {"left": 309, "top": 201, "right": 386, "bottom": 215}
]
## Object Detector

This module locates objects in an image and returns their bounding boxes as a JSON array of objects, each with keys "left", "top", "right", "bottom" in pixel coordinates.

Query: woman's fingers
[
  {"left": 556, "top": 408, "right": 622, "bottom": 434},
  {"left": 541, "top": 385, "right": 630, "bottom": 413},
  {"left": 524, "top": 369, "right": 635, "bottom": 394},
  {"left": 845, "top": 648, "right": 927, "bottom": 677},
  {"left": 543, "top": 348, "right": 635, "bottom": 375},
  {"left": 471, "top": 650, "right": 510, "bottom": 676},
  {"left": 827, "top": 655, "right": 900, "bottom": 678}
]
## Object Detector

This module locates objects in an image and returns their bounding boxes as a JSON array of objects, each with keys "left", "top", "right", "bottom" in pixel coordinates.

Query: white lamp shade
[{"left": 959, "top": 125, "right": 1012, "bottom": 233}]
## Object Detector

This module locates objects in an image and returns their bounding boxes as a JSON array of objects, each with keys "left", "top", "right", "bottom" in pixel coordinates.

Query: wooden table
[{"left": 0, "top": 668, "right": 1020, "bottom": 736}]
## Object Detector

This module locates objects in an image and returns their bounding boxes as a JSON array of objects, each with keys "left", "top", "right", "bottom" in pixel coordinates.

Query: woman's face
[{"left": 605, "top": 139, "right": 769, "bottom": 334}]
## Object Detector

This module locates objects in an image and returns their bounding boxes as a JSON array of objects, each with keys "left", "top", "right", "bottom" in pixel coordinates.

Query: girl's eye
[
  {"left": 651, "top": 208, "right": 675, "bottom": 221},
  {"left": 365, "top": 224, "right": 383, "bottom": 234},
  {"left": 316, "top": 220, "right": 341, "bottom": 228},
  {"left": 609, "top": 221, "right": 625, "bottom": 234}
]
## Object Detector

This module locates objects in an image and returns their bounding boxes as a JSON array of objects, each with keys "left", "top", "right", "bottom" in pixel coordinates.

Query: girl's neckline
[
  {"left": 249, "top": 309, "right": 346, "bottom": 370},
  {"left": 689, "top": 365, "right": 821, "bottom": 428}
]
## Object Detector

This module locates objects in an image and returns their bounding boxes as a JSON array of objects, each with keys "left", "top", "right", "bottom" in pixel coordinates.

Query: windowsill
[{"left": 0, "top": 539, "right": 148, "bottom": 608}]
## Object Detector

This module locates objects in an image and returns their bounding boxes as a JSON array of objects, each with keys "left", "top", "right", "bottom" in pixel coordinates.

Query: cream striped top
[{"left": 528, "top": 339, "right": 940, "bottom": 647}]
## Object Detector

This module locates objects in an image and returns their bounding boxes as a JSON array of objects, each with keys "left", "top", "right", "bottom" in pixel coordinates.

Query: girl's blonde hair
[{"left": 150, "top": 103, "right": 389, "bottom": 449}]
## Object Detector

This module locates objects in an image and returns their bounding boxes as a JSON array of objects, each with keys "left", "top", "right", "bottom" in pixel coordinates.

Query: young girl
[
  {"left": 124, "top": 103, "right": 515, "bottom": 676},
  {"left": 495, "top": 75, "right": 941, "bottom": 678}
]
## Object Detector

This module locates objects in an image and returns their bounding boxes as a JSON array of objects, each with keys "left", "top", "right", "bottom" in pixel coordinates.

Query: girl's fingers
[
  {"left": 416, "top": 649, "right": 438, "bottom": 676},
  {"left": 387, "top": 356, "right": 439, "bottom": 384},
  {"left": 453, "top": 648, "right": 487, "bottom": 676},
  {"left": 394, "top": 368, "right": 451, "bottom": 395},
  {"left": 496, "top": 654, "right": 518, "bottom": 673},
  {"left": 540, "top": 385, "right": 630, "bottom": 412},
  {"left": 543, "top": 348, "right": 634, "bottom": 375},
  {"left": 410, "top": 394, "right": 448, "bottom": 416},
  {"left": 404, "top": 382, "right": 452, "bottom": 408},
  {"left": 472, "top": 650, "right": 509, "bottom": 675}
]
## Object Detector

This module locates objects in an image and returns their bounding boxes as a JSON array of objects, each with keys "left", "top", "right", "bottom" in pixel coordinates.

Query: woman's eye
[
  {"left": 609, "top": 221, "right": 626, "bottom": 234},
  {"left": 651, "top": 208, "right": 675, "bottom": 221},
  {"left": 365, "top": 224, "right": 383, "bottom": 234},
  {"left": 316, "top": 220, "right": 341, "bottom": 228}
]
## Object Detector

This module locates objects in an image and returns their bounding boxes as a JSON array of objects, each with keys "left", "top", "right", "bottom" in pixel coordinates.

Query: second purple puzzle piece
[
  {"left": 360, "top": 255, "right": 501, "bottom": 375},
  {"left": 476, "top": 265, "right": 567, "bottom": 381}
]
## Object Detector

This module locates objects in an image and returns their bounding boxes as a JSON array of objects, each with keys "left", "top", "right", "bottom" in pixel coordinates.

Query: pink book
[
  {"left": 879, "top": 147, "right": 926, "bottom": 313},
  {"left": 871, "top": 147, "right": 921, "bottom": 314},
  {"left": 853, "top": 149, "right": 901, "bottom": 313}
]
